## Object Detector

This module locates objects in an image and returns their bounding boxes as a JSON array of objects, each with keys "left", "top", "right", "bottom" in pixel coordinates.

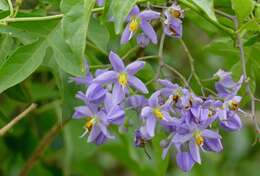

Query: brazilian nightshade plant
[
  {"left": 1, "top": 0, "right": 260, "bottom": 175},
  {"left": 67, "top": 1, "right": 259, "bottom": 173}
]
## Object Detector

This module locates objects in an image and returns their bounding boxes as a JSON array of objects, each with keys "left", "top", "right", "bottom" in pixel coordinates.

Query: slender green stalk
[
  {"left": 138, "top": 55, "right": 159, "bottom": 60},
  {"left": 179, "top": 39, "right": 205, "bottom": 96},
  {"left": 7, "top": 0, "right": 14, "bottom": 17},
  {"left": 122, "top": 46, "right": 139, "bottom": 59},
  {"left": 2, "top": 14, "right": 64, "bottom": 23},
  {"left": 234, "top": 17, "right": 260, "bottom": 133},
  {"left": 86, "top": 41, "right": 107, "bottom": 55},
  {"left": 164, "top": 64, "right": 189, "bottom": 88}
]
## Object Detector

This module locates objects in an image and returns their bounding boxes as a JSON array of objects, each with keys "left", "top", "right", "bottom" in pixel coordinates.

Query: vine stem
[
  {"left": 138, "top": 55, "right": 159, "bottom": 60},
  {"left": 164, "top": 64, "right": 189, "bottom": 88},
  {"left": 19, "top": 119, "right": 70, "bottom": 176},
  {"left": 1, "top": 0, "right": 146, "bottom": 24},
  {"left": 0, "top": 103, "right": 37, "bottom": 137},
  {"left": 7, "top": 0, "right": 14, "bottom": 17},
  {"left": 156, "top": 32, "right": 166, "bottom": 79},
  {"left": 179, "top": 39, "right": 205, "bottom": 96},
  {"left": 234, "top": 17, "right": 260, "bottom": 133}
]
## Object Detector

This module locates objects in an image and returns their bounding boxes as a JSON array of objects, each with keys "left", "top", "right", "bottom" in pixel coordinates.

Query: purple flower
[
  {"left": 217, "top": 96, "right": 243, "bottom": 131},
  {"left": 171, "top": 124, "right": 223, "bottom": 171},
  {"left": 141, "top": 91, "right": 174, "bottom": 138},
  {"left": 127, "top": 95, "right": 148, "bottom": 111},
  {"left": 73, "top": 93, "right": 124, "bottom": 144},
  {"left": 94, "top": 51, "right": 148, "bottom": 103},
  {"left": 71, "top": 61, "right": 107, "bottom": 104},
  {"left": 137, "top": 33, "right": 150, "bottom": 48},
  {"left": 96, "top": 0, "right": 104, "bottom": 6},
  {"left": 214, "top": 69, "right": 244, "bottom": 100},
  {"left": 176, "top": 152, "right": 195, "bottom": 172},
  {"left": 73, "top": 103, "right": 114, "bottom": 145},
  {"left": 134, "top": 129, "right": 150, "bottom": 147},
  {"left": 121, "top": 5, "right": 160, "bottom": 44},
  {"left": 163, "top": 3, "right": 184, "bottom": 38}
]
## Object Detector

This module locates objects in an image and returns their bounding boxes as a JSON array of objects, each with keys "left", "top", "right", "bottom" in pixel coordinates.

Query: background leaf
[
  {"left": 61, "top": 0, "right": 96, "bottom": 68},
  {"left": 191, "top": 0, "right": 218, "bottom": 22},
  {"left": 231, "top": 0, "right": 255, "bottom": 21},
  {"left": 105, "top": 0, "right": 138, "bottom": 34},
  {"left": 0, "top": 40, "right": 46, "bottom": 93}
]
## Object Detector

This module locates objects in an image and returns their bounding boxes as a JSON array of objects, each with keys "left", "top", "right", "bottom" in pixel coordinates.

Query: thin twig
[
  {"left": 86, "top": 41, "right": 107, "bottom": 55},
  {"left": 164, "top": 64, "right": 189, "bottom": 88},
  {"left": 19, "top": 119, "right": 70, "bottom": 176},
  {"left": 0, "top": 103, "right": 37, "bottom": 137},
  {"left": 155, "top": 32, "right": 166, "bottom": 80},
  {"left": 137, "top": 55, "right": 159, "bottom": 61},
  {"left": 214, "top": 9, "right": 235, "bottom": 20},
  {"left": 122, "top": 46, "right": 139, "bottom": 60},
  {"left": 179, "top": 39, "right": 205, "bottom": 96},
  {"left": 234, "top": 17, "right": 260, "bottom": 133},
  {"left": 7, "top": 0, "right": 14, "bottom": 17}
]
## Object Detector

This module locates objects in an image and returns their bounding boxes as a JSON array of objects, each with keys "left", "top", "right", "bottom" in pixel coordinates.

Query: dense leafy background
[{"left": 0, "top": 0, "right": 260, "bottom": 175}]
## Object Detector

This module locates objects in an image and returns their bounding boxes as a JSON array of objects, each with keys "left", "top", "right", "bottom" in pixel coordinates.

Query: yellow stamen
[
  {"left": 194, "top": 132, "right": 204, "bottom": 146},
  {"left": 172, "top": 95, "right": 179, "bottom": 103},
  {"left": 170, "top": 9, "right": 181, "bottom": 18},
  {"left": 208, "top": 110, "right": 213, "bottom": 118},
  {"left": 85, "top": 118, "right": 95, "bottom": 131},
  {"left": 153, "top": 108, "right": 164, "bottom": 120},
  {"left": 118, "top": 73, "right": 128, "bottom": 87},
  {"left": 129, "top": 18, "right": 139, "bottom": 32},
  {"left": 230, "top": 100, "right": 239, "bottom": 111}
]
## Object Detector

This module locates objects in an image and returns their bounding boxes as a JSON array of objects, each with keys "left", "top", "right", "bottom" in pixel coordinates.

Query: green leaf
[
  {"left": 0, "top": 40, "right": 46, "bottom": 93},
  {"left": 5, "top": 84, "right": 31, "bottom": 102},
  {"left": 0, "top": 34, "right": 15, "bottom": 67},
  {"left": 191, "top": 0, "right": 218, "bottom": 22},
  {"left": 61, "top": 0, "right": 95, "bottom": 68},
  {"left": 0, "top": 0, "right": 8, "bottom": 11},
  {"left": 106, "top": 0, "right": 138, "bottom": 34},
  {"left": 0, "top": 20, "right": 84, "bottom": 76},
  {"left": 87, "top": 18, "right": 110, "bottom": 54},
  {"left": 231, "top": 0, "right": 255, "bottom": 21}
]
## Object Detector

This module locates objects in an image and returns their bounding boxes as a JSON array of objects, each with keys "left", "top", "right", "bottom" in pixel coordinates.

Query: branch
[
  {"left": 234, "top": 17, "right": 260, "bottom": 133},
  {"left": 19, "top": 119, "right": 70, "bottom": 176},
  {"left": 0, "top": 103, "right": 37, "bottom": 137},
  {"left": 7, "top": 0, "right": 14, "bottom": 17},
  {"left": 164, "top": 64, "right": 190, "bottom": 88},
  {"left": 179, "top": 39, "right": 205, "bottom": 96},
  {"left": 137, "top": 55, "right": 159, "bottom": 60},
  {"left": 156, "top": 32, "right": 166, "bottom": 79}
]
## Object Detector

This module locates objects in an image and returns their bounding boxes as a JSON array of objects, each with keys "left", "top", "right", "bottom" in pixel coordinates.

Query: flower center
[
  {"left": 170, "top": 9, "right": 181, "bottom": 18},
  {"left": 118, "top": 73, "right": 128, "bottom": 87},
  {"left": 194, "top": 132, "right": 204, "bottom": 146},
  {"left": 208, "top": 110, "right": 213, "bottom": 118},
  {"left": 85, "top": 117, "right": 96, "bottom": 131},
  {"left": 153, "top": 108, "right": 164, "bottom": 120},
  {"left": 229, "top": 100, "right": 239, "bottom": 111},
  {"left": 129, "top": 18, "right": 139, "bottom": 32},
  {"left": 172, "top": 95, "right": 179, "bottom": 103}
]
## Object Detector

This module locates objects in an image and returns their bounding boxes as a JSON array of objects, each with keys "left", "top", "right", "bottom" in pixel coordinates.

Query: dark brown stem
[{"left": 19, "top": 119, "right": 70, "bottom": 176}]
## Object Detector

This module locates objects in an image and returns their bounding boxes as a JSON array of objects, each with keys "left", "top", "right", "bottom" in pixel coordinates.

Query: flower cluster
[
  {"left": 72, "top": 2, "right": 245, "bottom": 173},
  {"left": 72, "top": 51, "right": 148, "bottom": 144},
  {"left": 71, "top": 51, "right": 244, "bottom": 171},
  {"left": 120, "top": 3, "right": 184, "bottom": 47}
]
